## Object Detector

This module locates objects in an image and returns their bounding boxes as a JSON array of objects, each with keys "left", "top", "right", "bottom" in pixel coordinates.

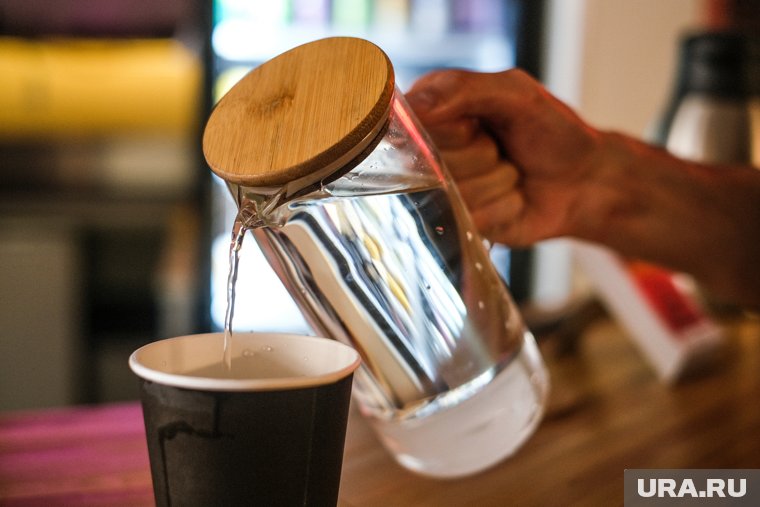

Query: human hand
[
  {"left": 407, "top": 69, "right": 760, "bottom": 310},
  {"left": 406, "top": 69, "right": 605, "bottom": 246}
]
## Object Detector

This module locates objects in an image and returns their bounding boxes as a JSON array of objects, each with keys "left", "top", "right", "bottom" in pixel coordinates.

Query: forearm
[{"left": 576, "top": 131, "right": 760, "bottom": 308}]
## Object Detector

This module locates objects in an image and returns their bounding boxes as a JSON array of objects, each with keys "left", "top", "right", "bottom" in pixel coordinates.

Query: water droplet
[
  {"left": 435, "top": 226, "right": 444, "bottom": 235},
  {"left": 262, "top": 345, "right": 274, "bottom": 352},
  {"left": 424, "top": 284, "right": 431, "bottom": 290},
  {"left": 242, "top": 349, "right": 255, "bottom": 357},
  {"left": 466, "top": 231, "right": 473, "bottom": 241},
  {"left": 478, "top": 300, "right": 485, "bottom": 310},
  {"left": 475, "top": 262, "right": 483, "bottom": 271}
]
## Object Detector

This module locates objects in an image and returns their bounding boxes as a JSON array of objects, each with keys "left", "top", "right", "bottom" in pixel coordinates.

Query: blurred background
[{"left": 0, "top": 0, "right": 756, "bottom": 412}]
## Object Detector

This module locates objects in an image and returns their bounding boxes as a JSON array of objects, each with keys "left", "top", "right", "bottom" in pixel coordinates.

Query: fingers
[
  {"left": 422, "top": 118, "right": 480, "bottom": 150},
  {"left": 406, "top": 71, "right": 486, "bottom": 140},
  {"left": 407, "top": 68, "right": 538, "bottom": 126},
  {"left": 454, "top": 162, "right": 523, "bottom": 242},
  {"left": 454, "top": 162, "right": 519, "bottom": 208},
  {"left": 439, "top": 132, "right": 502, "bottom": 178},
  {"left": 468, "top": 190, "right": 527, "bottom": 245},
  {"left": 406, "top": 70, "right": 464, "bottom": 115},
  {"left": 406, "top": 68, "right": 545, "bottom": 246}
]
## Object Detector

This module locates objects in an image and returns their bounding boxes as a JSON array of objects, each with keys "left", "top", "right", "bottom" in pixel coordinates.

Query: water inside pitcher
[{"left": 203, "top": 37, "right": 549, "bottom": 478}]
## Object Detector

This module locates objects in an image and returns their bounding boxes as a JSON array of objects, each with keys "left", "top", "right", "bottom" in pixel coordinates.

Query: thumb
[
  {"left": 405, "top": 70, "right": 470, "bottom": 119},
  {"left": 405, "top": 87, "right": 440, "bottom": 119}
]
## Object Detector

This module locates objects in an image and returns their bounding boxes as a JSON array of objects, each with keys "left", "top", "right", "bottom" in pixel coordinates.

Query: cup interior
[{"left": 129, "top": 332, "right": 361, "bottom": 392}]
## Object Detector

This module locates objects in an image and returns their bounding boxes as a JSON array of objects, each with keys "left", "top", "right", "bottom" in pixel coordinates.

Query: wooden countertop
[
  {"left": 337, "top": 315, "right": 760, "bottom": 506},
  {"left": 1, "top": 316, "right": 759, "bottom": 506}
]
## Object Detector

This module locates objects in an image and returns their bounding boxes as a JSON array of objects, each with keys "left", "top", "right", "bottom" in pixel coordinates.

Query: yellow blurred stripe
[{"left": 0, "top": 37, "right": 201, "bottom": 139}]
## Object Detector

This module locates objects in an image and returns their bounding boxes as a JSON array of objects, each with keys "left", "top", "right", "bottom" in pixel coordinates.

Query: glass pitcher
[{"left": 203, "top": 37, "right": 549, "bottom": 478}]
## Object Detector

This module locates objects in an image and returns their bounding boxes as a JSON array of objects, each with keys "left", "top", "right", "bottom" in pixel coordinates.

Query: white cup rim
[{"left": 129, "top": 332, "right": 361, "bottom": 392}]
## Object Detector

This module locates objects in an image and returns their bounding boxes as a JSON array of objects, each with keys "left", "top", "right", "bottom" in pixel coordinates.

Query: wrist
[
  {"left": 569, "top": 131, "right": 650, "bottom": 245},
  {"left": 575, "top": 130, "right": 760, "bottom": 308}
]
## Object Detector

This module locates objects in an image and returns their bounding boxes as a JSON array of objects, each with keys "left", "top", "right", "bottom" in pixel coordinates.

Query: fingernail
[{"left": 406, "top": 90, "right": 438, "bottom": 114}]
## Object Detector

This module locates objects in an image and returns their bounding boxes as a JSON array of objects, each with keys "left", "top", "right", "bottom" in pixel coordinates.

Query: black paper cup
[{"left": 129, "top": 332, "right": 361, "bottom": 507}]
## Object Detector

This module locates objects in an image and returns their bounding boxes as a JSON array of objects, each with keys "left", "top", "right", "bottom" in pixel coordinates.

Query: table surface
[{"left": 2, "top": 316, "right": 759, "bottom": 507}]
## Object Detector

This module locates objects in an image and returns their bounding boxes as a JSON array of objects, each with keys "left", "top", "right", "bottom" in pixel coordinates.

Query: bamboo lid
[{"left": 203, "top": 37, "right": 395, "bottom": 188}]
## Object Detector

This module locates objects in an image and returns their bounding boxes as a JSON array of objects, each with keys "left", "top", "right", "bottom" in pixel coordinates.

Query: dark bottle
[{"left": 653, "top": 31, "right": 759, "bottom": 165}]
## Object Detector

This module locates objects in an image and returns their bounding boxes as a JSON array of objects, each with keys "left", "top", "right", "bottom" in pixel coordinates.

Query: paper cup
[{"left": 129, "top": 332, "right": 361, "bottom": 507}]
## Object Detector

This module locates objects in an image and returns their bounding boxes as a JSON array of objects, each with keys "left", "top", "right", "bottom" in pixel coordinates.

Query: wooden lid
[{"left": 203, "top": 37, "right": 395, "bottom": 188}]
